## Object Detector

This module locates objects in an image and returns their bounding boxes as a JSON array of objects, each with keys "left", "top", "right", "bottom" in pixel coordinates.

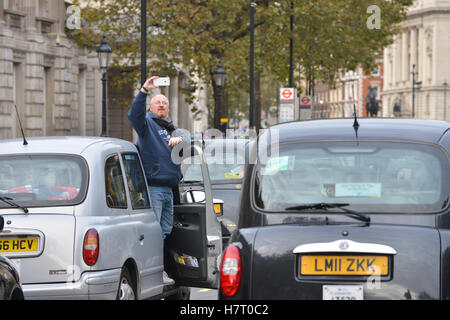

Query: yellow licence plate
[
  {"left": 0, "top": 237, "right": 39, "bottom": 253},
  {"left": 301, "top": 255, "right": 389, "bottom": 276}
]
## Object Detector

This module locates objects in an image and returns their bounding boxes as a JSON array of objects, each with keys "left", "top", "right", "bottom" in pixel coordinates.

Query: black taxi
[{"left": 219, "top": 118, "right": 450, "bottom": 300}]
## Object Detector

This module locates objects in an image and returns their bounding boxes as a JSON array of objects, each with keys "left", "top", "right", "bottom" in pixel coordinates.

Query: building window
[
  {"left": 371, "top": 66, "right": 380, "bottom": 77},
  {"left": 7, "top": 12, "right": 24, "bottom": 31},
  {"left": 41, "top": 20, "right": 53, "bottom": 34}
]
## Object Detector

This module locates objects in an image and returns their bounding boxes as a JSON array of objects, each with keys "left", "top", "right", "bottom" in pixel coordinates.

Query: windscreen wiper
[
  {"left": 285, "top": 202, "right": 370, "bottom": 224},
  {"left": 0, "top": 196, "right": 29, "bottom": 214}
]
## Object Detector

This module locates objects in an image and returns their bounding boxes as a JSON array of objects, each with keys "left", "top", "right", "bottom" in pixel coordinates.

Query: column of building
[
  {"left": 177, "top": 74, "right": 191, "bottom": 132},
  {"left": 417, "top": 26, "right": 424, "bottom": 87},
  {"left": 169, "top": 75, "right": 179, "bottom": 126},
  {"left": 24, "top": 51, "right": 45, "bottom": 136},
  {"left": 0, "top": 48, "right": 15, "bottom": 138},
  {"left": 402, "top": 30, "right": 409, "bottom": 85},
  {"left": 410, "top": 26, "right": 418, "bottom": 118},
  {"left": 403, "top": 27, "right": 411, "bottom": 116},
  {"left": 0, "top": 1, "right": 7, "bottom": 137},
  {"left": 0, "top": 1, "right": 15, "bottom": 138},
  {"left": 0, "top": 2, "right": 4, "bottom": 27},
  {"left": 23, "top": 0, "right": 35, "bottom": 31},
  {"left": 410, "top": 28, "right": 417, "bottom": 76},
  {"left": 23, "top": 0, "right": 47, "bottom": 136},
  {"left": 418, "top": 26, "right": 427, "bottom": 118}
]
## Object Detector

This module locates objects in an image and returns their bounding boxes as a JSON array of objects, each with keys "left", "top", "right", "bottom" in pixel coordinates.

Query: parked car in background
[
  {"left": 220, "top": 118, "right": 450, "bottom": 300},
  {"left": 183, "top": 138, "right": 250, "bottom": 247},
  {"left": 0, "top": 137, "right": 222, "bottom": 300},
  {"left": 0, "top": 216, "right": 24, "bottom": 300}
]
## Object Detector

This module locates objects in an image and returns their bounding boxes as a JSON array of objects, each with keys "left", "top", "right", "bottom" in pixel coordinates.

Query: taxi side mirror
[{"left": 213, "top": 199, "right": 224, "bottom": 216}]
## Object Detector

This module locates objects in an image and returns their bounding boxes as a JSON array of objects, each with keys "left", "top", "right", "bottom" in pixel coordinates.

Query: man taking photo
[{"left": 128, "top": 76, "right": 185, "bottom": 242}]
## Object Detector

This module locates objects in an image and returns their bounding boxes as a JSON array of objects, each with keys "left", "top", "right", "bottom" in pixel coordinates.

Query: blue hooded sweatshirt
[{"left": 128, "top": 91, "right": 183, "bottom": 187}]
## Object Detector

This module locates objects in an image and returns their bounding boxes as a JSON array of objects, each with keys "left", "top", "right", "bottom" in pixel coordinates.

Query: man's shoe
[{"left": 163, "top": 271, "right": 175, "bottom": 285}]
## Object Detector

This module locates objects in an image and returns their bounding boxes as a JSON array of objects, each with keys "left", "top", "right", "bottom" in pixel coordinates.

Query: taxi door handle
[{"left": 139, "top": 234, "right": 145, "bottom": 241}]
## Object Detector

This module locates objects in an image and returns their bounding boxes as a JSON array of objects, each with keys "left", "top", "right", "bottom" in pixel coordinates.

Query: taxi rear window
[
  {"left": 254, "top": 141, "right": 450, "bottom": 213},
  {"left": 0, "top": 154, "right": 88, "bottom": 208}
]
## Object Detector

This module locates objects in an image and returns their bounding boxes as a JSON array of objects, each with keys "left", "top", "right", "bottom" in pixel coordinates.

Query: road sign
[
  {"left": 280, "top": 88, "right": 295, "bottom": 102},
  {"left": 300, "top": 95, "right": 312, "bottom": 106}
]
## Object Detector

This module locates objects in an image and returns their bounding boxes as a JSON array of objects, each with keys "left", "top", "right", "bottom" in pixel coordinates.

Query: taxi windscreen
[
  {"left": 254, "top": 141, "right": 449, "bottom": 213},
  {"left": 183, "top": 152, "right": 246, "bottom": 183},
  {"left": 0, "top": 155, "right": 88, "bottom": 208}
]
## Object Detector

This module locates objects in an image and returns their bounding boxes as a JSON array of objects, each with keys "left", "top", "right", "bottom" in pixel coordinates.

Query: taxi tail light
[
  {"left": 83, "top": 228, "right": 99, "bottom": 266},
  {"left": 220, "top": 245, "right": 241, "bottom": 297}
]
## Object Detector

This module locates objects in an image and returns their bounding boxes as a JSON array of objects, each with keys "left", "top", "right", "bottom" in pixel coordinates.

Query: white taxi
[{"left": 0, "top": 136, "right": 222, "bottom": 299}]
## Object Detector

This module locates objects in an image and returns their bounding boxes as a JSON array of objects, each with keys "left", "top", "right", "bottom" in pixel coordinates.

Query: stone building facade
[
  {"left": 0, "top": 0, "right": 208, "bottom": 141},
  {"left": 0, "top": 0, "right": 103, "bottom": 139},
  {"left": 382, "top": 0, "right": 450, "bottom": 119}
]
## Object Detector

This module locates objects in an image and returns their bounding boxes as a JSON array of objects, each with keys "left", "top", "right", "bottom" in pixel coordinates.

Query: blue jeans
[{"left": 149, "top": 186, "right": 174, "bottom": 239}]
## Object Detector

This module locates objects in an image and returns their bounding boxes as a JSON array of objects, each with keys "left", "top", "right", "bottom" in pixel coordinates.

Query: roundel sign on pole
[
  {"left": 280, "top": 88, "right": 295, "bottom": 102},
  {"left": 300, "top": 95, "right": 312, "bottom": 106}
]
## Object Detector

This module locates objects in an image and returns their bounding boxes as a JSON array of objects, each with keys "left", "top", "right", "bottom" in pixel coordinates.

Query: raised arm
[{"left": 128, "top": 76, "right": 159, "bottom": 137}]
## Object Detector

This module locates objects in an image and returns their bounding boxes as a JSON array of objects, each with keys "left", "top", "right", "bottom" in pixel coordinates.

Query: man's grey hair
[{"left": 150, "top": 94, "right": 169, "bottom": 105}]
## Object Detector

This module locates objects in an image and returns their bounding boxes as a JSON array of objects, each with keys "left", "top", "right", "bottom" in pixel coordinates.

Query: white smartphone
[{"left": 153, "top": 77, "right": 170, "bottom": 86}]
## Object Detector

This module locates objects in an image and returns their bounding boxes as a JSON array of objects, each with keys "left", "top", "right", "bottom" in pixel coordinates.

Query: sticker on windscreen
[
  {"left": 263, "top": 156, "right": 294, "bottom": 175},
  {"left": 224, "top": 165, "right": 244, "bottom": 179},
  {"left": 321, "top": 183, "right": 382, "bottom": 198}
]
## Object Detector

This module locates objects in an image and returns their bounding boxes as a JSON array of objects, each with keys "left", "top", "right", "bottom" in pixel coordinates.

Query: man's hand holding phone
[
  {"left": 141, "top": 76, "right": 160, "bottom": 94},
  {"left": 141, "top": 76, "right": 171, "bottom": 94}
]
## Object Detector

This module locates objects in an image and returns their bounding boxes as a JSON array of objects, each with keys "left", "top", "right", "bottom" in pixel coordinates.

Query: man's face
[{"left": 150, "top": 95, "right": 169, "bottom": 120}]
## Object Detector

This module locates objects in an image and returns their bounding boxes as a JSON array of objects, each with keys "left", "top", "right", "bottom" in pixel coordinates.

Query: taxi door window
[
  {"left": 122, "top": 153, "right": 151, "bottom": 210},
  {"left": 105, "top": 154, "right": 127, "bottom": 208}
]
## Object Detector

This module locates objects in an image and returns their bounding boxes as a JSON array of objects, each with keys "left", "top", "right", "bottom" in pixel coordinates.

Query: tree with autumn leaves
[{"left": 70, "top": 0, "right": 412, "bottom": 129}]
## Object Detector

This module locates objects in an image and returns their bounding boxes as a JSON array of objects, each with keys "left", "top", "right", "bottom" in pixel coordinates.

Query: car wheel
[
  {"left": 165, "top": 286, "right": 191, "bottom": 300},
  {"left": 10, "top": 287, "right": 24, "bottom": 300},
  {"left": 116, "top": 267, "right": 136, "bottom": 300}
]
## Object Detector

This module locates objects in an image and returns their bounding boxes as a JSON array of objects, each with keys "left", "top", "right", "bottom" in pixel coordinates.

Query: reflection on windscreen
[
  {"left": 182, "top": 153, "right": 246, "bottom": 183},
  {"left": 255, "top": 142, "right": 449, "bottom": 213},
  {"left": 206, "top": 152, "right": 245, "bottom": 181},
  {"left": 181, "top": 140, "right": 248, "bottom": 183},
  {"left": 0, "top": 155, "right": 87, "bottom": 207}
]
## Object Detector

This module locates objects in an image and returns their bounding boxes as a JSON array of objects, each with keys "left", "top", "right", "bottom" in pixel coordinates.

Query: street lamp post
[
  {"left": 141, "top": 0, "right": 147, "bottom": 86},
  {"left": 288, "top": 1, "right": 293, "bottom": 88},
  {"left": 411, "top": 64, "right": 422, "bottom": 118},
  {"left": 212, "top": 62, "right": 226, "bottom": 130},
  {"left": 97, "top": 35, "right": 112, "bottom": 137},
  {"left": 249, "top": 1, "right": 256, "bottom": 129}
]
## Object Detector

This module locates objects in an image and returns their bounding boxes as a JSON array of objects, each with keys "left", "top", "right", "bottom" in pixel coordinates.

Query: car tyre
[
  {"left": 116, "top": 267, "right": 136, "bottom": 300},
  {"left": 10, "top": 286, "right": 24, "bottom": 300},
  {"left": 165, "top": 286, "right": 191, "bottom": 300}
]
